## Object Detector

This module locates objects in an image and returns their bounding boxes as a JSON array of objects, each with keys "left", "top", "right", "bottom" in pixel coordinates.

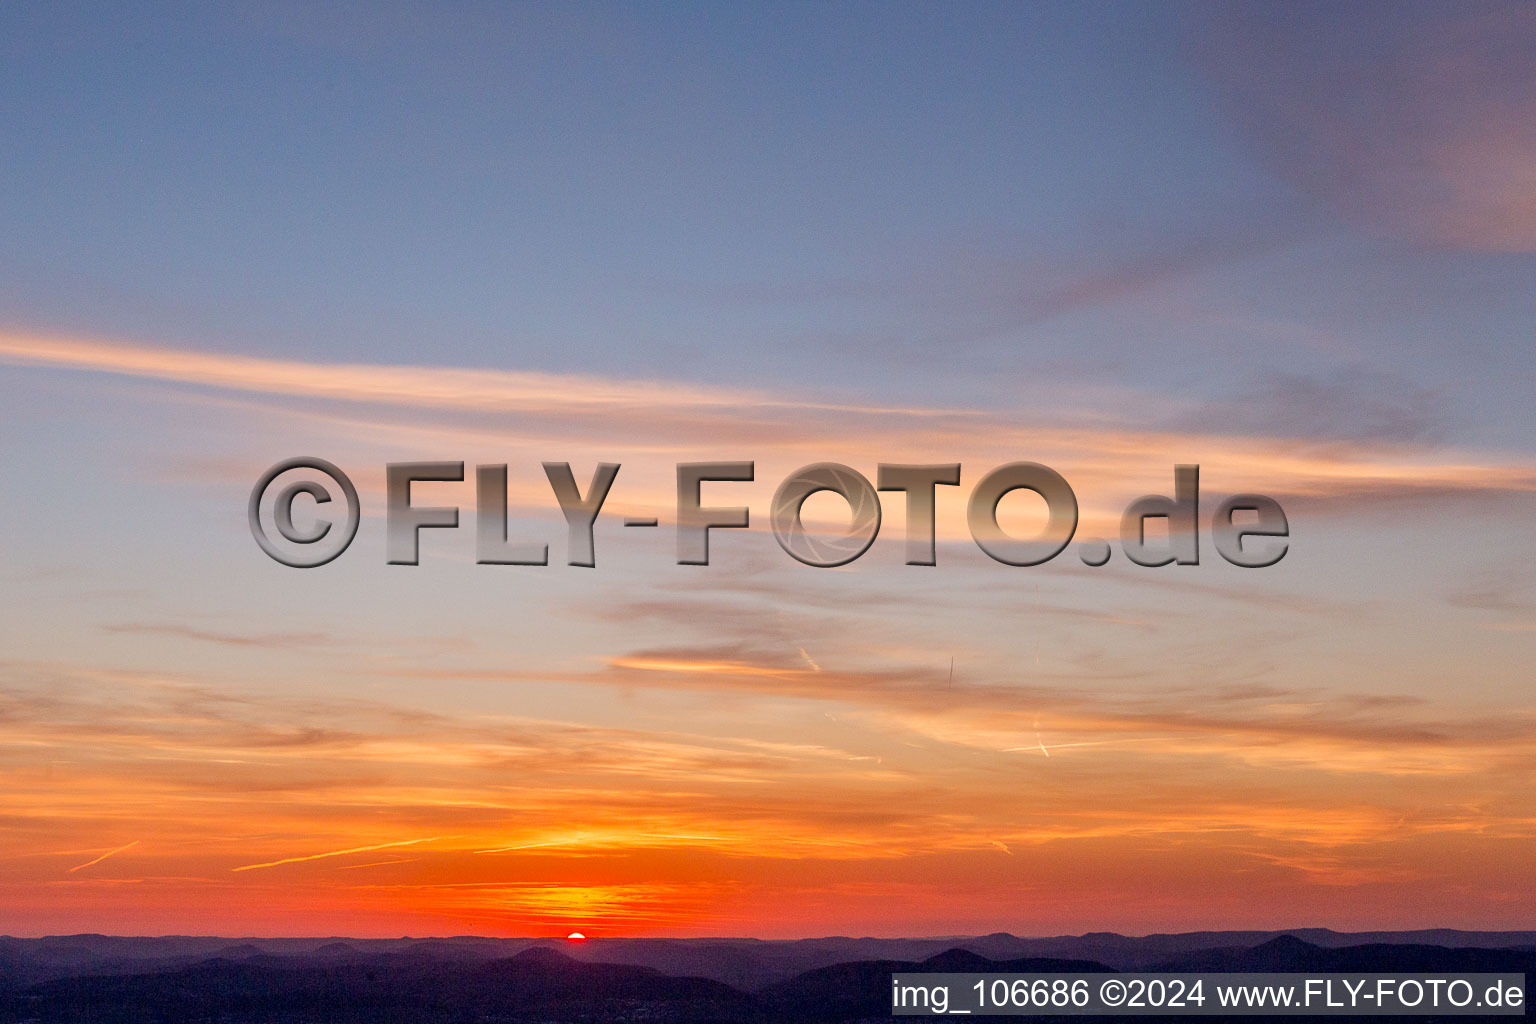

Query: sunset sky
[{"left": 1, "top": 1, "right": 1534, "bottom": 939}]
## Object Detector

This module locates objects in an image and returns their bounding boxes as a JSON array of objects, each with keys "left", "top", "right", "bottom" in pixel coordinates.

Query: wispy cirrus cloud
[
  {"left": 0, "top": 331, "right": 931, "bottom": 418},
  {"left": 101, "top": 623, "right": 336, "bottom": 649},
  {"left": 2, "top": 331, "right": 1532, "bottom": 531}
]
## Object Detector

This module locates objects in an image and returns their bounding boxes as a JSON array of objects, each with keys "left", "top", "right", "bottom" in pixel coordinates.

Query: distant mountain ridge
[
  {"left": 1, "top": 931, "right": 1533, "bottom": 1022},
  {"left": 4, "top": 927, "right": 1535, "bottom": 987}
]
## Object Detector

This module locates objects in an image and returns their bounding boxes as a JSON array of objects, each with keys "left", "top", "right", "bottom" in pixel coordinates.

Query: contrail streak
[
  {"left": 68, "top": 840, "right": 139, "bottom": 873},
  {"left": 232, "top": 836, "right": 457, "bottom": 872}
]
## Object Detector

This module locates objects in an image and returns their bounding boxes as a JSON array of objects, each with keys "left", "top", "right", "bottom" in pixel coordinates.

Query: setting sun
[{"left": 566, "top": 933, "right": 586, "bottom": 942}]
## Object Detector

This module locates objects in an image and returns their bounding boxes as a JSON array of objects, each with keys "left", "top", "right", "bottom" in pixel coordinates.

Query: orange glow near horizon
[{"left": 4, "top": 644, "right": 1536, "bottom": 938}]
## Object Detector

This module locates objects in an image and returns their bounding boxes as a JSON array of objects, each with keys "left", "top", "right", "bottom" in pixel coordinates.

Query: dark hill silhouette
[
  {"left": 2, "top": 932, "right": 1535, "bottom": 1022},
  {"left": 1157, "top": 934, "right": 1536, "bottom": 974},
  {"left": 0, "top": 949, "right": 751, "bottom": 1023},
  {"left": 8, "top": 928, "right": 1536, "bottom": 985},
  {"left": 311, "top": 941, "right": 362, "bottom": 957},
  {"left": 212, "top": 943, "right": 267, "bottom": 959},
  {"left": 1157, "top": 934, "right": 1338, "bottom": 972}
]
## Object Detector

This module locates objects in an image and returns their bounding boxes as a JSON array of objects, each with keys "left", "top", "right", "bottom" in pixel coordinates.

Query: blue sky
[{"left": 4, "top": 3, "right": 1533, "bottom": 437}]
